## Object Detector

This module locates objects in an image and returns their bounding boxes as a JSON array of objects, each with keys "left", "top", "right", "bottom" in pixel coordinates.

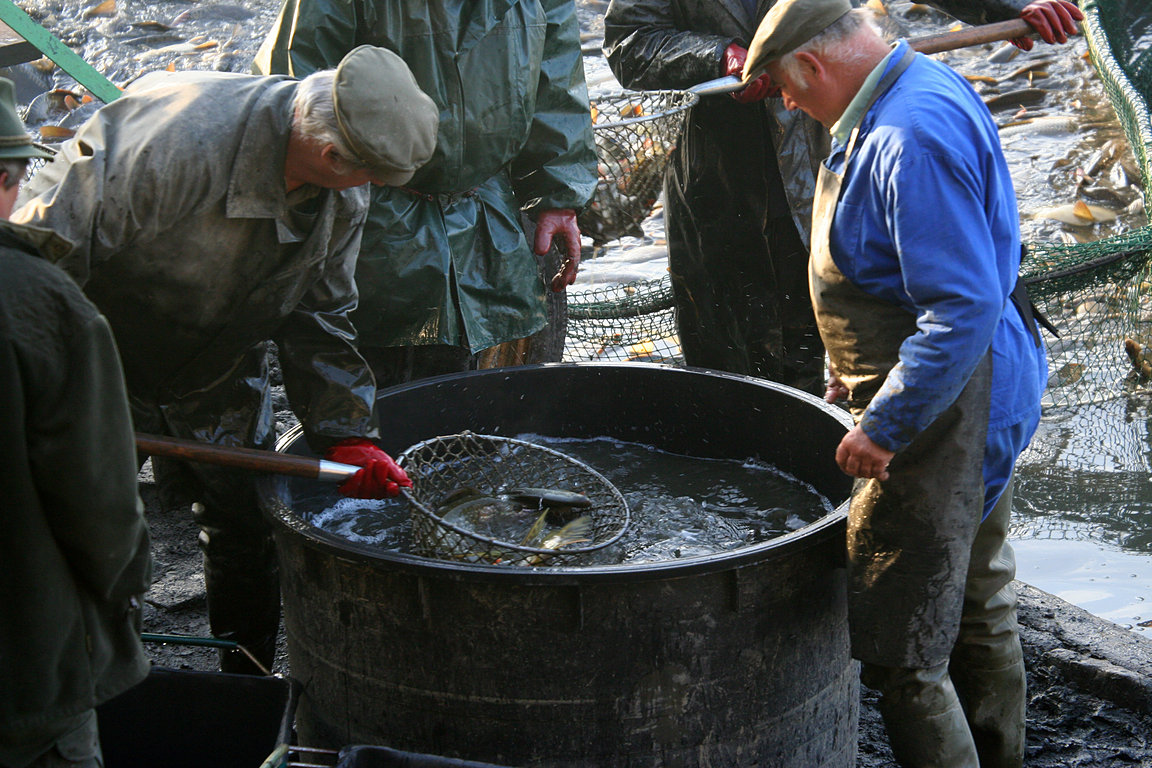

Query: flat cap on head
[
  {"left": 332, "top": 45, "right": 438, "bottom": 185},
  {"left": 0, "top": 77, "right": 54, "bottom": 161},
  {"left": 744, "top": 0, "right": 852, "bottom": 83}
]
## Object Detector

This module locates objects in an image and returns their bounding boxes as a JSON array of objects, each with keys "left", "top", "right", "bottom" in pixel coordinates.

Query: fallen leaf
[{"left": 82, "top": 0, "right": 117, "bottom": 18}]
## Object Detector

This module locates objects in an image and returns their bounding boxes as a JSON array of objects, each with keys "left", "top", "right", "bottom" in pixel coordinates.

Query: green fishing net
[{"left": 1024, "top": 0, "right": 1152, "bottom": 407}]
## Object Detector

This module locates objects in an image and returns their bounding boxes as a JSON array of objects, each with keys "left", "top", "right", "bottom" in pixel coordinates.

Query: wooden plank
[
  {"left": 0, "top": 19, "right": 41, "bottom": 68},
  {"left": 0, "top": 1, "right": 120, "bottom": 103}
]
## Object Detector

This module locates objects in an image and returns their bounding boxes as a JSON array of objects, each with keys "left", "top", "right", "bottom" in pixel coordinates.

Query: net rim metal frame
[
  {"left": 398, "top": 431, "right": 631, "bottom": 560},
  {"left": 589, "top": 88, "right": 700, "bottom": 129}
]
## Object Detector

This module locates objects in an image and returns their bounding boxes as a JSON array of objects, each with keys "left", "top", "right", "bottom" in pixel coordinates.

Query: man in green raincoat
[
  {"left": 0, "top": 76, "right": 151, "bottom": 768},
  {"left": 253, "top": 0, "right": 599, "bottom": 384},
  {"left": 12, "top": 46, "right": 437, "bottom": 675}
]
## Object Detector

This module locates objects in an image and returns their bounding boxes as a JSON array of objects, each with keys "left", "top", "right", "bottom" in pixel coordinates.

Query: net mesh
[
  {"left": 577, "top": 90, "right": 697, "bottom": 246},
  {"left": 562, "top": 278, "right": 679, "bottom": 363},
  {"left": 1023, "top": 0, "right": 1152, "bottom": 407},
  {"left": 567, "top": 0, "right": 1152, "bottom": 410},
  {"left": 398, "top": 431, "right": 629, "bottom": 566}
]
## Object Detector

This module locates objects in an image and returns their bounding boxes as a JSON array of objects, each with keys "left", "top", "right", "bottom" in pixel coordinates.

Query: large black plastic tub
[{"left": 259, "top": 363, "right": 857, "bottom": 767}]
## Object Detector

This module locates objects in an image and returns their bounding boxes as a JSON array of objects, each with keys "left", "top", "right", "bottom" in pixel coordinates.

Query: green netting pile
[
  {"left": 566, "top": 0, "right": 1152, "bottom": 410},
  {"left": 1026, "top": 0, "right": 1152, "bottom": 407},
  {"left": 562, "top": 278, "right": 680, "bottom": 364}
]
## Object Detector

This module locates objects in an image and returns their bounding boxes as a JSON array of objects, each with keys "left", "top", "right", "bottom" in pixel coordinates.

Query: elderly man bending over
[{"left": 14, "top": 45, "right": 439, "bottom": 675}]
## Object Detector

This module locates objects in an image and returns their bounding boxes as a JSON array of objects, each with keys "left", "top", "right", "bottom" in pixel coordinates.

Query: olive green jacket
[
  {"left": 253, "top": 0, "right": 598, "bottom": 350},
  {"left": 0, "top": 221, "right": 151, "bottom": 762},
  {"left": 13, "top": 70, "right": 378, "bottom": 453}
]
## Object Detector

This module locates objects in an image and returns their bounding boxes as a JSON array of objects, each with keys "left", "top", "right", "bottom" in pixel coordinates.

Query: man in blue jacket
[{"left": 744, "top": 1, "right": 1049, "bottom": 764}]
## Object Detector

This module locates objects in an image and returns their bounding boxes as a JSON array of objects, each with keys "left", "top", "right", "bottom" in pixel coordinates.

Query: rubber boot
[
  {"left": 861, "top": 662, "right": 980, "bottom": 768},
  {"left": 193, "top": 502, "right": 281, "bottom": 675},
  {"left": 949, "top": 481, "right": 1026, "bottom": 768}
]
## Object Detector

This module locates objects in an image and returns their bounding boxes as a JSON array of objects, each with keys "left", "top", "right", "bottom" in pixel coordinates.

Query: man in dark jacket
[
  {"left": 0, "top": 76, "right": 152, "bottom": 768},
  {"left": 13, "top": 46, "right": 436, "bottom": 675},
  {"left": 604, "top": 0, "right": 1081, "bottom": 393}
]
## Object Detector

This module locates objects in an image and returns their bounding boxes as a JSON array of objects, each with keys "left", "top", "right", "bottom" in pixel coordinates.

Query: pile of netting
[
  {"left": 566, "top": 0, "right": 1152, "bottom": 410},
  {"left": 1021, "top": 0, "right": 1152, "bottom": 408},
  {"left": 563, "top": 278, "right": 679, "bottom": 364}
]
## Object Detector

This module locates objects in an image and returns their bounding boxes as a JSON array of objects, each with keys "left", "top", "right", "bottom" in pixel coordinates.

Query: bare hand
[
  {"left": 835, "top": 426, "right": 895, "bottom": 481},
  {"left": 535, "top": 208, "right": 582, "bottom": 292},
  {"left": 825, "top": 368, "right": 849, "bottom": 404}
]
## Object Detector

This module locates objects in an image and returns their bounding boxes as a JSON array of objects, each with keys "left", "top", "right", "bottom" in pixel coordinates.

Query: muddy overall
[{"left": 808, "top": 46, "right": 1025, "bottom": 767}]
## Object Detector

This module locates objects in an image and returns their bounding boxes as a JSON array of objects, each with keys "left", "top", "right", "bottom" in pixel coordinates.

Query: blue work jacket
[{"left": 826, "top": 42, "right": 1047, "bottom": 512}]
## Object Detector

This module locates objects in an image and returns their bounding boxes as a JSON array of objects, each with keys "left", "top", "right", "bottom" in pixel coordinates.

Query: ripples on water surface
[{"left": 298, "top": 434, "right": 833, "bottom": 566}]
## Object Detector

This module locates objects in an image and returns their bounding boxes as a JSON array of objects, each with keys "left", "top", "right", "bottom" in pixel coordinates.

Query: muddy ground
[{"left": 138, "top": 433, "right": 1152, "bottom": 768}]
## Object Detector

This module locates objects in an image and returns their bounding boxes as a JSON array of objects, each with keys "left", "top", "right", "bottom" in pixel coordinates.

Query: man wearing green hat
[
  {"left": 13, "top": 45, "right": 438, "bottom": 676},
  {"left": 743, "top": 1, "right": 1049, "bottom": 765},
  {"left": 0, "top": 76, "right": 152, "bottom": 768}
]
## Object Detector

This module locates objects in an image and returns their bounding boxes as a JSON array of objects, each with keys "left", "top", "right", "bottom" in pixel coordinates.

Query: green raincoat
[
  {"left": 0, "top": 221, "right": 151, "bottom": 766},
  {"left": 253, "top": 0, "right": 599, "bottom": 351}
]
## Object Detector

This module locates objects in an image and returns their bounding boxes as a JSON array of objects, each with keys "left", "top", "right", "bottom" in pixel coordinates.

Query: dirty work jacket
[
  {"left": 13, "top": 70, "right": 378, "bottom": 453},
  {"left": 0, "top": 221, "right": 151, "bottom": 764},
  {"left": 823, "top": 42, "right": 1046, "bottom": 512},
  {"left": 253, "top": 0, "right": 599, "bottom": 351}
]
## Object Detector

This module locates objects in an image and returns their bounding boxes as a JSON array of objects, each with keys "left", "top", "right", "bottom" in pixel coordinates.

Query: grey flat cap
[
  {"left": 332, "top": 45, "right": 438, "bottom": 185},
  {"left": 744, "top": 0, "right": 852, "bottom": 83}
]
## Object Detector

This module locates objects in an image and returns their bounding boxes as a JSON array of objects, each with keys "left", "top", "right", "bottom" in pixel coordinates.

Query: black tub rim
[{"left": 258, "top": 362, "right": 854, "bottom": 586}]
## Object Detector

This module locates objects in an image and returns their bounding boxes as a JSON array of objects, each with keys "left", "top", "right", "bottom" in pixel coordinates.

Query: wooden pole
[{"left": 135, "top": 433, "right": 360, "bottom": 482}]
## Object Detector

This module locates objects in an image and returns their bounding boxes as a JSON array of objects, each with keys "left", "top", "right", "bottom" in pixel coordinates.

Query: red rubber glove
[
  {"left": 324, "top": 437, "right": 412, "bottom": 499},
  {"left": 535, "top": 208, "right": 582, "bottom": 292},
  {"left": 724, "top": 43, "right": 779, "bottom": 103},
  {"left": 1011, "top": 0, "right": 1083, "bottom": 51}
]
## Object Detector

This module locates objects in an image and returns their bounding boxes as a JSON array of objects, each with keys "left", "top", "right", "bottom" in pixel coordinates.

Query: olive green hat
[
  {"left": 332, "top": 45, "right": 438, "bottom": 185},
  {"left": 0, "top": 77, "right": 54, "bottom": 161},
  {"left": 744, "top": 0, "right": 853, "bottom": 83}
]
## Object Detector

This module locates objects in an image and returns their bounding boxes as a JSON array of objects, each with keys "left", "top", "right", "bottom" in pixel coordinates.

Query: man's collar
[
  {"left": 830, "top": 40, "right": 905, "bottom": 145},
  {"left": 227, "top": 78, "right": 297, "bottom": 219}
]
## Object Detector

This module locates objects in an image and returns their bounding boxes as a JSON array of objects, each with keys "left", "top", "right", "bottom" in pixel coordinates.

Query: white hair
[
  {"left": 0, "top": 158, "right": 28, "bottom": 189},
  {"left": 291, "top": 68, "right": 366, "bottom": 174},
  {"left": 777, "top": 9, "right": 884, "bottom": 89}
]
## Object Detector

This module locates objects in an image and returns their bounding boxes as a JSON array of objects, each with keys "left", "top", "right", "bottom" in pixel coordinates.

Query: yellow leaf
[
  {"left": 83, "top": 0, "right": 117, "bottom": 18},
  {"left": 39, "top": 126, "right": 75, "bottom": 139}
]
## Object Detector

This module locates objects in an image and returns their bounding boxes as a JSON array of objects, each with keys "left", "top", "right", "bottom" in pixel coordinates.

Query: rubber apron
[{"left": 808, "top": 48, "right": 992, "bottom": 668}]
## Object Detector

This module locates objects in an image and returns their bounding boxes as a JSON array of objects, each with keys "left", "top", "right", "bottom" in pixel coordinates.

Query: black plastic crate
[{"left": 96, "top": 667, "right": 296, "bottom": 768}]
